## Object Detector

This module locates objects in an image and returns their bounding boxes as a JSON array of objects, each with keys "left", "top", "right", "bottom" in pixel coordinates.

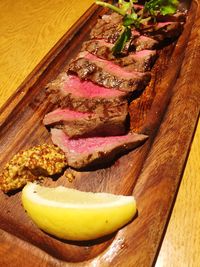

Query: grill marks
[
  {"left": 82, "top": 40, "right": 157, "bottom": 72},
  {"left": 141, "top": 22, "right": 184, "bottom": 41},
  {"left": 68, "top": 52, "right": 151, "bottom": 93},
  {"left": 45, "top": 6, "right": 185, "bottom": 169},
  {"left": 47, "top": 73, "right": 128, "bottom": 114},
  {"left": 131, "top": 35, "right": 159, "bottom": 52},
  {"left": 90, "top": 13, "right": 123, "bottom": 44}
]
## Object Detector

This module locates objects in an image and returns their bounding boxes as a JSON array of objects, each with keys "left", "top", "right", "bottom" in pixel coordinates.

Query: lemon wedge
[{"left": 22, "top": 183, "right": 136, "bottom": 241}]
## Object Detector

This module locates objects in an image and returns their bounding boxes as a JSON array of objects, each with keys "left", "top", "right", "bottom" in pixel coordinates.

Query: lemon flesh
[{"left": 22, "top": 183, "right": 136, "bottom": 241}]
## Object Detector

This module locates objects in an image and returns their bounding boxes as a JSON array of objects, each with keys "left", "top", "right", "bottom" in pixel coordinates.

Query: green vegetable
[
  {"left": 95, "top": 0, "right": 179, "bottom": 54},
  {"left": 123, "top": 12, "right": 140, "bottom": 27},
  {"left": 144, "top": 0, "right": 179, "bottom": 16},
  {"left": 112, "top": 26, "right": 131, "bottom": 55}
]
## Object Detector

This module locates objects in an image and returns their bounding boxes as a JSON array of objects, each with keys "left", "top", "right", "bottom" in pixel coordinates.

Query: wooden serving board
[{"left": 0, "top": 1, "right": 199, "bottom": 266}]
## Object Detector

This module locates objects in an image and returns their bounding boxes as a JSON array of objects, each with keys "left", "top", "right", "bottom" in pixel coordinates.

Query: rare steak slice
[
  {"left": 82, "top": 40, "right": 157, "bottom": 72},
  {"left": 47, "top": 74, "right": 128, "bottom": 114},
  {"left": 68, "top": 52, "right": 151, "bottom": 93},
  {"left": 51, "top": 129, "right": 148, "bottom": 169},
  {"left": 43, "top": 108, "right": 128, "bottom": 138}
]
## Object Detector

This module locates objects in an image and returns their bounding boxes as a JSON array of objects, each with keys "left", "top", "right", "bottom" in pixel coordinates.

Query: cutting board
[{"left": 0, "top": 1, "right": 199, "bottom": 266}]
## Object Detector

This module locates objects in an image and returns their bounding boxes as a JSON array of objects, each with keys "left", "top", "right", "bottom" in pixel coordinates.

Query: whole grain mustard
[{"left": 0, "top": 144, "right": 67, "bottom": 193}]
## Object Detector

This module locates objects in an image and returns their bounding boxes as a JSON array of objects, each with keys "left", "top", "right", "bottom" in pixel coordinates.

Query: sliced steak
[
  {"left": 82, "top": 40, "right": 157, "bottom": 72},
  {"left": 156, "top": 11, "right": 187, "bottom": 22},
  {"left": 82, "top": 40, "right": 114, "bottom": 60},
  {"left": 43, "top": 108, "right": 128, "bottom": 138},
  {"left": 90, "top": 13, "right": 123, "bottom": 44},
  {"left": 133, "top": 4, "right": 186, "bottom": 22},
  {"left": 90, "top": 15, "right": 157, "bottom": 52},
  {"left": 46, "top": 74, "right": 128, "bottom": 115},
  {"left": 43, "top": 108, "right": 92, "bottom": 126},
  {"left": 115, "top": 50, "right": 157, "bottom": 72},
  {"left": 51, "top": 129, "right": 148, "bottom": 169},
  {"left": 68, "top": 52, "right": 151, "bottom": 93},
  {"left": 141, "top": 22, "right": 183, "bottom": 41},
  {"left": 131, "top": 35, "right": 159, "bottom": 51},
  {"left": 91, "top": 7, "right": 184, "bottom": 45}
]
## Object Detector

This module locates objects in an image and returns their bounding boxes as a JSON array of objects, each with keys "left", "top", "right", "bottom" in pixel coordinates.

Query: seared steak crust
[
  {"left": 131, "top": 35, "right": 158, "bottom": 51},
  {"left": 141, "top": 22, "right": 184, "bottom": 41},
  {"left": 115, "top": 50, "right": 157, "bottom": 72},
  {"left": 68, "top": 54, "right": 151, "bottom": 93},
  {"left": 46, "top": 73, "right": 128, "bottom": 115},
  {"left": 90, "top": 13, "right": 123, "bottom": 44},
  {"left": 82, "top": 40, "right": 114, "bottom": 60},
  {"left": 90, "top": 12, "right": 184, "bottom": 47},
  {"left": 82, "top": 40, "right": 157, "bottom": 72},
  {"left": 44, "top": 108, "right": 128, "bottom": 138},
  {"left": 156, "top": 11, "right": 187, "bottom": 22}
]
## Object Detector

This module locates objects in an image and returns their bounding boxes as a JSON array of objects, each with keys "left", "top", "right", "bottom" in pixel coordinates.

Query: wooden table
[{"left": 0, "top": 1, "right": 199, "bottom": 266}]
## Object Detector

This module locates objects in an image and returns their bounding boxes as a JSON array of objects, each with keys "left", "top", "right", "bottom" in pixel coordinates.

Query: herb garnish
[
  {"left": 113, "top": 26, "right": 132, "bottom": 54},
  {"left": 95, "top": 0, "right": 179, "bottom": 55},
  {"left": 144, "top": 0, "right": 179, "bottom": 17}
]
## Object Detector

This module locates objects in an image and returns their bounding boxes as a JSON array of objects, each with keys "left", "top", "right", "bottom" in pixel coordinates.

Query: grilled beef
[
  {"left": 43, "top": 108, "right": 128, "bottom": 138},
  {"left": 90, "top": 16, "right": 158, "bottom": 52},
  {"left": 90, "top": 13, "right": 123, "bottom": 44},
  {"left": 156, "top": 11, "right": 187, "bottom": 22},
  {"left": 46, "top": 10, "right": 184, "bottom": 171},
  {"left": 131, "top": 35, "right": 159, "bottom": 51},
  {"left": 68, "top": 52, "right": 151, "bottom": 93},
  {"left": 51, "top": 129, "right": 148, "bottom": 169},
  {"left": 47, "top": 74, "right": 128, "bottom": 115},
  {"left": 115, "top": 50, "right": 157, "bottom": 72},
  {"left": 82, "top": 40, "right": 157, "bottom": 72},
  {"left": 141, "top": 22, "right": 183, "bottom": 41},
  {"left": 133, "top": 4, "right": 186, "bottom": 22},
  {"left": 90, "top": 11, "right": 183, "bottom": 48},
  {"left": 82, "top": 40, "right": 114, "bottom": 60}
]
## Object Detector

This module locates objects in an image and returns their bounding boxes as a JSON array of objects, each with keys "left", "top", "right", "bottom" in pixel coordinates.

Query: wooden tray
[{"left": 0, "top": 1, "right": 199, "bottom": 266}]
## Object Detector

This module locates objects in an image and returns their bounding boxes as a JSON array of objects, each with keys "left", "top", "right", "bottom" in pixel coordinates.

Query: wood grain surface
[
  {"left": 0, "top": 0, "right": 94, "bottom": 106},
  {"left": 155, "top": 119, "right": 200, "bottom": 267},
  {"left": 0, "top": 0, "right": 199, "bottom": 266}
]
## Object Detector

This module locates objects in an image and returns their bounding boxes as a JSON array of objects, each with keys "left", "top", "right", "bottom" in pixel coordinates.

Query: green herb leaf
[
  {"left": 161, "top": 3, "right": 177, "bottom": 15},
  {"left": 112, "top": 26, "right": 131, "bottom": 55},
  {"left": 119, "top": 0, "right": 132, "bottom": 14},
  {"left": 144, "top": 0, "right": 179, "bottom": 16},
  {"left": 123, "top": 12, "right": 139, "bottom": 27}
]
